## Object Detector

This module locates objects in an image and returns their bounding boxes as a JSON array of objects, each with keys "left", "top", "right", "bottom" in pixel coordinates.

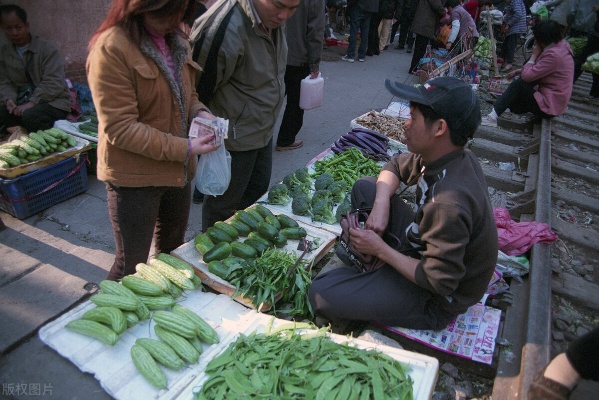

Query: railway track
[{"left": 471, "top": 72, "right": 599, "bottom": 399}]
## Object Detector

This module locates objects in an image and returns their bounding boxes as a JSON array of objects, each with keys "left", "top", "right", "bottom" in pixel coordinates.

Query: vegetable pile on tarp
[
  {"left": 567, "top": 37, "right": 587, "bottom": 58},
  {"left": 582, "top": 52, "right": 599, "bottom": 74},
  {"left": 313, "top": 147, "right": 382, "bottom": 189},
  {"left": 193, "top": 323, "right": 413, "bottom": 399},
  {"left": 331, "top": 127, "right": 390, "bottom": 161}
]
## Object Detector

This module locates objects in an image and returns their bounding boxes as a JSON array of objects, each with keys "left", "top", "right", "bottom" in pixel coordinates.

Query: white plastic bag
[{"left": 194, "top": 144, "right": 231, "bottom": 196}]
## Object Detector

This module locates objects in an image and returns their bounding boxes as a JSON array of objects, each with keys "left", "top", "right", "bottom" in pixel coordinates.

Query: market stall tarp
[{"left": 39, "top": 290, "right": 440, "bottom": 400}]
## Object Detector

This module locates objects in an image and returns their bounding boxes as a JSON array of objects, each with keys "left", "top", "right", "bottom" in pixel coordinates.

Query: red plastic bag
[
  {"left": 494, "top": 208, "right": 558, "bottom": 256},
  {"left": 65, "top": 78, "right": 82, "bottom": 122}
]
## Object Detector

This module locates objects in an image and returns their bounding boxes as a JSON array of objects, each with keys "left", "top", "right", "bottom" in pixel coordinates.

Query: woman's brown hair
[{"left": 89, "top": 0, "right": 196, "bottom": 50}]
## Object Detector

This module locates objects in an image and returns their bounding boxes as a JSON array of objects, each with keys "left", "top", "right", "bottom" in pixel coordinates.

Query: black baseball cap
[{"left": 385, "top": 77, "right": 481, "bottom": 141}]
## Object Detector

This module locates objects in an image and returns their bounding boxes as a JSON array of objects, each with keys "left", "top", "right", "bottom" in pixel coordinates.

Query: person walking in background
[
  {"left": 500, "top": 0, "right": 527, "bottom": 71},
  {"left": 190, "top": 0, "right": 299, "bottom": 229},
  {"left": 86, "top": 0, "right": 220, "bottom": 280},
  {"left": 481, "top": 20, "right": 574, "bottom": 127},
  {"left": 444, "top": 0, "right": 479, "bottom": 51},
  {"left": 528, "top": 326, "right": 599, "bottom": 399},
  {"left": 572, "top": 4, "right": 599, "bottom": 101},
  {"left": 342, "top": 0, "right": 379, "bottom": 62},
  {"left": 408, "top": 0, "right": 446, "bottom": 73},
  {"left": 366, "top": 0, "right": 395, "bottom": 55},
  {"left": 394, "top": 0, "right": 417, "bottom": 52},
  {"left": 0, "top": 4, "right": 71, "bottom": 136},
  {"left": 275, "top": 0, "right": 325, "bottom": 151},
  {"left": 379, "top": 0, "right": 400, "bottom": 52}
]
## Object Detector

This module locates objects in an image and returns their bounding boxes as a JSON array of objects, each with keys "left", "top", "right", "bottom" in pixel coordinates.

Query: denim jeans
[{"left": 347, "top": 6, "right": 372, "bottom": 59}]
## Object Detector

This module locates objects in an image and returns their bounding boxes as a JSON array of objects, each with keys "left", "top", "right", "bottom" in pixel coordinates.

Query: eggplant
[
  {"left": 351, "top": 127, "right": 389, "bottom": 143},
  {"left": 342, "top": 132, "right": 387, "bottom": 157},
  {"left": 350, "top": 130, "right": 388, "bottom": 154}
]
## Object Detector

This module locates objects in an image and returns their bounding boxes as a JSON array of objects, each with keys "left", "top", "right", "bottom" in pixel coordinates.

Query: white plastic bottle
[{"left": 299, "top": 73, "right": 324, "bottom": 110}]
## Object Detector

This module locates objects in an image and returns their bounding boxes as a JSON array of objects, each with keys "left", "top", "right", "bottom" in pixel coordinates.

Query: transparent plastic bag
[{"left": 194, "top": 144, "right": 231, "bottom": 196}]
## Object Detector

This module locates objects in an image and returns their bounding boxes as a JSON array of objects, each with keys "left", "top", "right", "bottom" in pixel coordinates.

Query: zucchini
[
  {"left": 272, "top": 232, "right": 287, "bottom": 248},
  {"left": 247, "top": 232, "right": 273, "bottom": 248},
  {"left": 203, "top": 241, "right": 232, "bottom": 263}
]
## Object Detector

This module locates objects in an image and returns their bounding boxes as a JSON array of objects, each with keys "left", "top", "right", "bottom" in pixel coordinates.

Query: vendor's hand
[
  {"left": 507, "top": 69, "right": 521, "bottom": 79},
  {"left": 190, "top": 134, "right": 219, "bottom": 155},
  {"left": 501, "top": 24, "right": 509, "bottom": 34},
  {"left": 445, "top": 42, "right": 452, "bottom": 50},
  {"left": 531, "top": 42, "right": 542, "bottom": 59},
  {"left": 6, "top": 99, "right": 17, "bottom": 114},
  {"left": 348, "top": 227, "right": 385, "bottom": 256},
  {"left": 364, "top": 203, "right": 389, "bottom": 236},
  {"left": 13, "top": 101, "right": 34, "bottom": 117},
  {"left": 310, "top": 70, "right": 320, "bottom": 79}
]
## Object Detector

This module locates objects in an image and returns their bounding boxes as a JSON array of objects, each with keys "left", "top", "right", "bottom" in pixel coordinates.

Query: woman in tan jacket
[{"left": 87, "top": 0, "right": 219, "bottom": 280}]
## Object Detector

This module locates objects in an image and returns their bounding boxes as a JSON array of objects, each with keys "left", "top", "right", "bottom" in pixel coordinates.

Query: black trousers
[
  {"left": 566, "top": 326, "right": 599, "bottom": 381},
  {"left": 276, "top": 64, "right": 310, "bottom": 147},
  {"left": 308, "top": 177, "right": 455, "bottom": 329},
  {"left": 105, "top": 182, "right": 192, "bottom": 280},
  {"left": 574, "top": 32, "right": 599, "bottom": 98},
  {"left": 0, "top": 102, "right": 68, "bottom": 133},
  {"left": 409, "top": 34, "right": 431, "bottom": 73},
  {"left": 367, "top": 13, "right": 383, "bottom": 54},
  {"left": 202, "top": 139, "right": 272, "bottom": 229},
  {"left": 494, "top": 77, "right": 551, "bottom": 118},
  {"left": 502, "top": 33, "right": 519, "bottom": 64}
]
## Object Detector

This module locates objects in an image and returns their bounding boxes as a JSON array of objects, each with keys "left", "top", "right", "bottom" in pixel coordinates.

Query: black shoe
[
  {"left": 383, "top": 45, "right": 389, "bottom": 50},
  {"left": 373, "top": 49, "right": 380, "bottom": 55},
  {"left": 366, "top": 50, "right": 374, "bottom": 57},
  {"left": 395, "top": 45, "right": 404, "bottom": 50},
  {"left": 406, "top": 47, "right": 412, "bottom": 53}
]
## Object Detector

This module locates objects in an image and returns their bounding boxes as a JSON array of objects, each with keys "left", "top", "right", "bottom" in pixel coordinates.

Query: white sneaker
[
  {"left": 481, "top": 114, "right": 497, "bottom": 127},
  {"left": 341, "top": 55, "right": 355, "bottom": 63},
  {"left": 358, "top": 58, "right": 365, "bottom": 62}
]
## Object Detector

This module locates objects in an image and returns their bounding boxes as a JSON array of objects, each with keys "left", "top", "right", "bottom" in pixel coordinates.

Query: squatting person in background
[{"left": 0, "top": 4, "right": 71, "bottom": 136}]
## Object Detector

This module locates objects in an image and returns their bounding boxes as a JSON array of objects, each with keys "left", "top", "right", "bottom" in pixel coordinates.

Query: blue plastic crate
[{"left": 0, "top": 152, "right": 89, "bottom": 219}]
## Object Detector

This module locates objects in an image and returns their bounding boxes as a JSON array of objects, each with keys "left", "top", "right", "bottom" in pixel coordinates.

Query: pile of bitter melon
[{"left": 0, "top": 128, "right": 78, "bottom": 169}]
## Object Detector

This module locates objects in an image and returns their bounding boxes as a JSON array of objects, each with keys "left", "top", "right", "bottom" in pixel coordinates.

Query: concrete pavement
[{"left": 0, "top": 44, "right": 417, "bottom": 399}]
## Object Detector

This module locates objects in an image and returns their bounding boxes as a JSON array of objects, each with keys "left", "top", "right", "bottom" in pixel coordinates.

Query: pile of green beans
[
  {"left": 194, "top": 324, "right": 413, "bottom": 399},
  {"left": 313, "top": 148, "right": 382, "bottom": 188}
]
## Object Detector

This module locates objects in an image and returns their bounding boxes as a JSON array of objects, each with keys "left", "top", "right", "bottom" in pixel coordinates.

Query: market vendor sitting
[
  {"left": 0, "top": 4, "right": 71, "bottom": 136},
  {"left": 481, "top": 19, "right": 574, "bottom": 127},
  {"left": 309, "top": 76, "right": 498, "bottom": 330},
  {"left": 444, "top": 0, "right": 479, "bottom": 51}
]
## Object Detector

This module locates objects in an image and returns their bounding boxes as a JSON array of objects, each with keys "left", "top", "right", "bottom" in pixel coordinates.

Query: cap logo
[{"left": 423, "top": 83, "right": 436, "bottom": 91}]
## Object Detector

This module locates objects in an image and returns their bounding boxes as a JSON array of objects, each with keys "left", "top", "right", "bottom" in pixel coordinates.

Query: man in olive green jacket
[{"left": 191, "top": 0, "right": 300, "bottom": 229}]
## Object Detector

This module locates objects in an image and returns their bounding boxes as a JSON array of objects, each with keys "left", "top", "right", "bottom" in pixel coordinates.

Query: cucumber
[
  {"left": 252, "top": 204, "right": 275, "bottom": 219},
  {"left": 203, "top": 242, "right": 232, "bottom": 263},
  {"left": 277, "top": 214, "right": 300, "bottom": 229},
  {"left": 227, "top": 219, "right": 251, "bottom": 237},
  {"left": 243, "top": 238, "right": 269, "bottom": 255},
  {"left": 272, "top": 232, "right": 287, "bottom": 248},
  {"left": 207, "top": 260, "right": 230, "bottom": 280},
  {"left": 264, "top": 215, "right": 281, "bottom": 230},
  {"left": 194, "top": 233, "right": 214, "bottom": 255},
  {"left": 230, "top": 241, "right": 258, "bottom": 259},
  {"left": 246, "top": 208, "right": 265, "bottom": 224},
  {"left": 206, "top": 226, "right": 234, "bottom": 243},
  {"left": 234, "top": 210, "right": 258, "bottom": 230},
  {"left": 255, "top": 221, "right": 279, "bottom": 241},
  {"left": 214, "top": 221, "right": 239, "bottom": 240},
  {"left": 247, "top": 232, "right": 272, "bottom": 248},
  {"left": 280, "top": 227, "right": 307, "bottom": 240}
]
